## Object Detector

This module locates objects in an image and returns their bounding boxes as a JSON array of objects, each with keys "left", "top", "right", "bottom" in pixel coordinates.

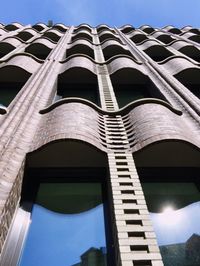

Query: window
[
  {"left": 174, "top": 69, "right": 200, "bottom": 100},
  {"left": 139, "top": 168, "right": 200, "bottom": 266},
  {"left": 66, "top": 45, "right": 94, "bottom": 60},
  {"left": 58, "top": 69, "right": 100, "bottom": 106},
  {"left": 113, "top": 84, "right": 151, "bottom": 108},
  {"left": 0, "top": 82, "right": 25, "bottom": 107},
  {"left": 17, "top": 167, "right": 114, "bottom": 266},
  {"left": 57, "top": 84, "right": 99, "bottom": 104},
  {"left": 0, "top": 68, "right": 31, "bottom": 108},
  {"left": 25, "top": 44, "right": 52, "bottom": 60},
  {"left": 110, "top": 69, "right": 166, "bottom": 108}
]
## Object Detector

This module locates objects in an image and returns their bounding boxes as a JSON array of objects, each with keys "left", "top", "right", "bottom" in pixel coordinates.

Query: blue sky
[
  {"left": 0, "top": 0, "right": 199, "bottom": 28},
  {"left": 20, "top": 204, "right": 106, "bottom": 266}
]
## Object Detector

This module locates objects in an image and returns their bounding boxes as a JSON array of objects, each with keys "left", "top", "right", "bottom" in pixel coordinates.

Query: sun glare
[
  {"left": 162, "top": 206, "right": 174, "bottom": 214},
  {"left": 158, "top": 205, "right": 184, "bottom": 226}
]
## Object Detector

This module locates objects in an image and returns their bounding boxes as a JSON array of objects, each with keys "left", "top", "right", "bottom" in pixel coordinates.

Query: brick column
[{"left": 0, "top": 27, "right": 74, "bottom": 255}]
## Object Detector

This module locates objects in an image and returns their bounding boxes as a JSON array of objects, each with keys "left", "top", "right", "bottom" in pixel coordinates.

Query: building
[{"left": 0, "top": 22, "right": 200, "bottom": 266}]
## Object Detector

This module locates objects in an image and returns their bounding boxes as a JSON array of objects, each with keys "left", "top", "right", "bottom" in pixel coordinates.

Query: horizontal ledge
[{"left": 40, "top": 97, "right": 182, "bottom": 116}]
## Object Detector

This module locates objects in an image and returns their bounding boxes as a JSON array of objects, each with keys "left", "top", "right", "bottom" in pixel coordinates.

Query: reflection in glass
[
  {"left": 18, "top": 183, "right": 107, "bottom": 266},
  {"left": 142, "top": 182, "right": 200, "bottom": 266}
]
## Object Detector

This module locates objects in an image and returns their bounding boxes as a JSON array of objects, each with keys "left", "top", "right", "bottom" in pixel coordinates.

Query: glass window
[
  {"left": 142, "top": 182, "right": 200, "bottom": 266},
  {"left": 58, "top": 84, "right": 100, "bottom": 104},
  {"left": 114, "top": 84, "right": 151, "bottom": 108},
  {"left": 0, "top": 82, "right": 25, "bottom": 107},
  {"left": 18, "top": 183, "right": 108, "bottom": 266}
]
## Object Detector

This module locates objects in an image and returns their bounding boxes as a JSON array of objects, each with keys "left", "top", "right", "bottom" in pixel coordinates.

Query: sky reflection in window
[
  {"left": 19, "top": 183, "right": 107, "bottom": 266},
  {"left": 142, "top": 182, "right": 200, "bottom": 266},
  {"left": 150, "top": 202, "right": 200, "bottom": 246}
]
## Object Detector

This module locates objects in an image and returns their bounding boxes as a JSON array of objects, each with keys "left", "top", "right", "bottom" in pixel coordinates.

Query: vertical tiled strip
[
  {"left": 108, "top": 152, "right": 163, "bottom": 266},
  {"left": 93, "top": 30, "right": 118, "bottom": 111},
  {"left": 104, "top": 111, "right": 163, "bottom": 266},
  {"left": 96, "top": 75, "right": 163, "bottom": 265},
  {"left": 103, "top": 115, "right": 129, "bottom": 150},
  {"left": 93, "top": 28, "right": 163, "bottom": 265}
]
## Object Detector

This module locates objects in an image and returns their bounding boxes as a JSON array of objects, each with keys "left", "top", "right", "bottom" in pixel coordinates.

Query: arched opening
[
  {"left": 74, "top": 26, "right": 92, "bottom": 33},
  {"left": 111, "top": 68, "right": 166, "bottom": 108},
  {"left": 103, "top": 44, "right": 134, "bottom": 60},
  {"left": 32, "top": 24, "right": 45, "bottom": 32},
  {"left": 25, "top": 43, "right": 52, "bottom": 60},
  {"left": 43, "top": 31, "right": 61, "bottom": 42},
  {"left": 134, "top": 141, "right": 200, "bottom": 266},
  {"left": 121, "top": 26, "right": 135, "bottom": 34},
  {"left": 4, "top": 24, "right": 19, "bottom": 31},
  {"left": 76, "top": 24, "right": 92, "bottom": 31},
  {"left": 53, "top": 24, "right": 67, "bottom": 33},
  {"left": 130, "top": 34, "right": 148, "bottom": 44},
  {"left": 71, "top": 33, "right": 93, "bottom": 43},
  {"left": 188, "top": 35, "right": 200, "bottom": 44},
  {"left": 99, "top": 33, "right": 120, "bottom": 43},
  {"left": 0, "top": 42, "right": 15, "bottom": 58},
  {"left": 156, "top": 34, "right": 175, "bottom": 44},
  {"left": 168, "top": 28, "right": 182, "bottom": 34},
  {"left": 141, "top": 26, "right": 155, "bottom": 34},
  {"left": 58, "top": 67, "right": 100, "bottom": 105},
  {"left": 0, "top": 66, "right": 31, "bottom": 107},
  {"left": 97, "top": 26, "right": 110, "bottom": 33},
  {"left": 144, "top": 45, "right": 173, "bottom": 62},
  {"left": 174, "top": 68, "right": 200, "bottom": 98},
  {"left": 27, "top": 141, "right": 107, "bottom": 167},
  {"left": 134, "top": 141, "right": 200, "bottom": 168},
  {"left": 16, "top": 31, "right": 33, "bottom": 42},
  {"left": 66, "top": 44, "right": 94, "bottom": 59},
  {"left": 179, "top": 46, "right": 200, "bottom": 63},
  {"left": 188, "top": 28, "right": 200, "bottom": 34},
  {"left": 98, "top": 29, "right": 116, "bottom": 35}
]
